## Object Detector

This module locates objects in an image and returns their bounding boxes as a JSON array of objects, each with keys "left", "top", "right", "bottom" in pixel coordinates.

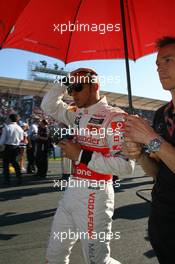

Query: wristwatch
[{"left": 145, "top": 137, "right": 164, "bottom": 153}]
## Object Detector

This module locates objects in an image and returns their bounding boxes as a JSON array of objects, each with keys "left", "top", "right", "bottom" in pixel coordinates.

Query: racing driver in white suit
[{"left": 41, "top": 68, "right": 134, "bottom": 264}]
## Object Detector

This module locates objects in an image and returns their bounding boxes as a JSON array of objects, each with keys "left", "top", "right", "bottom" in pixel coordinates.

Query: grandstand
[{"left": 0, "top": 77, "right": 168, "bottom": 122}]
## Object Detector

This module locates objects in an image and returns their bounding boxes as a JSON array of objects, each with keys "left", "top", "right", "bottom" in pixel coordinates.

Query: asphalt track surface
[{"left": 0, "top": 161, "right": 159, "bottom": 264}]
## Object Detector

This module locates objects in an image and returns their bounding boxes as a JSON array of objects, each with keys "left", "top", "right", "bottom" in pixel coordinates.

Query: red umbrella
[
  {"left": 0, "top": 0, "right": 30, "bottom": 46},
  {"left": 1, "top": 0, "right": 175, "bottom": 111}
]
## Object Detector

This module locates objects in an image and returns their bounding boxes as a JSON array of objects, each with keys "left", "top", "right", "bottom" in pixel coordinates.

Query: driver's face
[
  {"left": 157, "top": 44, "right": 175, "bottom": 92},
  {"left": 71, "top": 83, "right": 93, "bottom": 108}
]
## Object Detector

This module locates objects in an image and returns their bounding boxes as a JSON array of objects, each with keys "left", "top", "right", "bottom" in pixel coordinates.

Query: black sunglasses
[{"left": 67, "top": 83, "right": 89, "bottom": 96}]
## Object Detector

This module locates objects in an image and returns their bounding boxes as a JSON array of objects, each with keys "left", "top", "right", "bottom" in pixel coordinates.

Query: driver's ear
[{"left": 92, "top": 83, "right": 99, "bottom": 92}]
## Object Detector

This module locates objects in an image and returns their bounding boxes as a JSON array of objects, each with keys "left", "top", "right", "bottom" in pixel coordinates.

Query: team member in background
[
  {"left": 0, "top": 113, "right": 23, "bottom": 185},
  {"left": 41, "top": 68, "right": 134, "bottom": 264},
  {"left": 26, "top": 117, "right": 39, "bottom": 174},
  {"left": 35, "top": 119, "right": 49, "bottom": 178},
  {"left": 124, "top": 36, "right": 175, "bottom": 264},
  {"left": 19, "top": 122, "right": 29, "bottom": 173}
]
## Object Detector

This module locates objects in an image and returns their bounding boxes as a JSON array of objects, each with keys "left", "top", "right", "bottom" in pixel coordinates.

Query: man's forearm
[
  {"left": 41, "top": 85, "right": 75, "bottom": 126},
  {"left": 137, "top": 153, "right": 159, "bottom": 180},
  {"left": 155, "top": 141, "right": 175, "bottom": 174}
]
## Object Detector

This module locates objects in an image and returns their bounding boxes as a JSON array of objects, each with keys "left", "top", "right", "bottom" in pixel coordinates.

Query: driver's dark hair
[
  {"left": 41, "top": 119, "right": 48, "bottom": 126},
  {"left": 156, "top": 36, "right": 175, "bottom": 48},
  {"left": 9, "top": 113, "right": 18, "bottom": 122}
]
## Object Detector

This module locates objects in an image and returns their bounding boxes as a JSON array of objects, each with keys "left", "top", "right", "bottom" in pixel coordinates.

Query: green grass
[{"left": 49, "top": 157, "right": 61, "bottom": 161}]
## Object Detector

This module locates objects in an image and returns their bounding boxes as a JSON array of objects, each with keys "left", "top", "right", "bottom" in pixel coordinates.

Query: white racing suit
[{"left": 41, "top": 84, "right": 134, "bottom": 264}]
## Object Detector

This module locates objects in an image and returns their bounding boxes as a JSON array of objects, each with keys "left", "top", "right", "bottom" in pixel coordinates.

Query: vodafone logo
[
  {"left": 111, "top": 121, "right": 125, "bottom": 130},
  {"left": 76, "top": 169, "right": 91, "bottom": 177},
  {"left": 88, "top": 192, "right": 95, "bottom": 238}
]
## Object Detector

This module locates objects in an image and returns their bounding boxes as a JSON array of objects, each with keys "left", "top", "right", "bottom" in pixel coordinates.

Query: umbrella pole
[
  {"left": 0, "top": 26, "right": 14, "bottom": 49},
  {"left": 120, "top": 0, "right": 134, "bottom": 114}
]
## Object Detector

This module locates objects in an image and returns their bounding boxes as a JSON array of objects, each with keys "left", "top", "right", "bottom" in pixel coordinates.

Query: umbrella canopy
[
  {"left": 0, "top": 0, "right": 30, "bottom": 46},
  {"left": 1, "top": 0, "right": 175, "bottom": 63},
  {"left": 0, "top": 0, "right": 175, "bottom": 111}
]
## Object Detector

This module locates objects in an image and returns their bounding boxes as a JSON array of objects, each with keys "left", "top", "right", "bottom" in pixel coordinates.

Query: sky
[{"left": 0, "top": 48, "right": 171, "bottom": 102}]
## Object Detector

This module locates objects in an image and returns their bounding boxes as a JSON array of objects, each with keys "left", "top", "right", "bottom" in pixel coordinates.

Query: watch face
[{"left": 147, "top": 137, "right": 163, "bottom": 153}]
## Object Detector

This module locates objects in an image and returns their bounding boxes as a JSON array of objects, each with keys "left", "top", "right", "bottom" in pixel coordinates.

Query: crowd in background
[
  {"left": 0, "top": 92, "right": 154, "bottom": 185},
  {"left": 0, "top": 92, "right": 155, "bottom": 125},
  {"left": 0, "top": 113, "right": 55, "bottom": 185}
]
